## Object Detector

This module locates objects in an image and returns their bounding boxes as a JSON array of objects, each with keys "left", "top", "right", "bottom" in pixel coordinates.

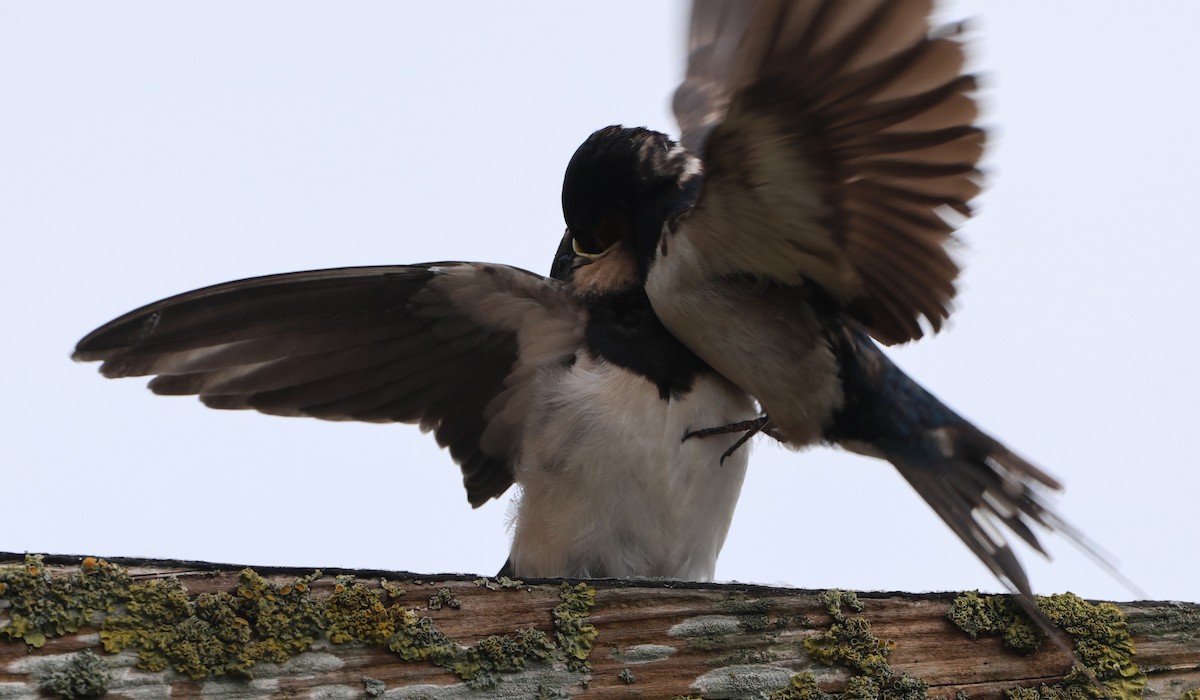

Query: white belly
[{"left": 509, "top": 355, "right": 756, "bottom": 580}]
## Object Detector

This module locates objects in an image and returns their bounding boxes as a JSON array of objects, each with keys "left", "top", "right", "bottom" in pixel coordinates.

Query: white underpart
[{"left": 509, "top": 352, "right": 756, "bottom": 581}]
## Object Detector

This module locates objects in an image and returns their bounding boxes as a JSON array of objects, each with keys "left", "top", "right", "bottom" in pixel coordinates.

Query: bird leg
[
  {"left": 684, "top": 416, "right": 768, "bottom": 440},
  {"left": 684, "top": 415, "right": 779, "bottom": 464}
]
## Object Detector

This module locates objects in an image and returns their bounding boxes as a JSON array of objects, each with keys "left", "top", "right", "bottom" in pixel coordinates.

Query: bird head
[{"left": 557, "top": 125, "right": 702, "bottom": 292}]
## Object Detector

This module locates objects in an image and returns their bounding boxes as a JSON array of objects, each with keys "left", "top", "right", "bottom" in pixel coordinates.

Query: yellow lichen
[
  {"left": 771, "top": 672, "right": 834, "bottom": 700},
  {"left": 2, "top": 557, "right": 595, "bottom": 687},
  {"left": 800, "top": 591, "right": 929, "bottom": 700},
  {"left": 947, "top": 591, "right": 1043, "bottom": 651},
  {"left": 948, "top": 592, "right": 1146, "bottom": 700},
  {"left": 0, "top": 554, "right": 133, "bottom": 648},
  {"left": 553, "top": 581, "right": 598, "bottom": 672}
]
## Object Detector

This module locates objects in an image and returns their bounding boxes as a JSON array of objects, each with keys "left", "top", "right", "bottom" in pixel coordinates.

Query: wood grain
[{"left": 0, "top": 554, "right": 1196, "bottom": 699}]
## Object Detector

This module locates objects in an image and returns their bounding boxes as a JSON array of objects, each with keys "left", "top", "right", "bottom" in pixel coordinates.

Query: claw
[
  {"left": 718, "top": 419, "right": 769, "bottom": 464},
  {"left": 683, "top": 416, "right": 769, "bottom": 441},
  {"left": 684, "top": 415, "right": 774, "bottom": 465}
]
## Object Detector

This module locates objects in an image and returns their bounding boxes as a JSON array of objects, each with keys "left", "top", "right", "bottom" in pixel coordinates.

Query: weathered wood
[{"left": 0, "top": 553, "right": 1196, "bottom": 699}]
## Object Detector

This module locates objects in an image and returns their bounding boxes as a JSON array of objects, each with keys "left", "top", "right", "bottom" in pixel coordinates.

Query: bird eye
[{"left": 572, "top": 236, "right": 615, "bottom": 260}]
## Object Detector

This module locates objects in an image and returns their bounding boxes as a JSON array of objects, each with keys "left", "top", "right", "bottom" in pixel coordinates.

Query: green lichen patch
[
  {"left": 819, "top": 589, "right": 865, "bottom": 621},
  {"left": 324, "top": 575, "right": 561, "bottom": 686},
  {"left": 478, "top": 627, "right": 555, "bottom": 667},
  {"left": 452, "top": 628, "right": 557, "bottom": 689},
  {"left": 1178, "top": 689, "right": 1200, "bottom": 700},
  {"left": 842, "top": 676, "right": 883, "bottom": 700},
  {"left": 534, "top": 684, "right": 572, "bottom": 700},
  {"left": 325, "top": 575, "right": 400, "bottom": 646},
  {"left": 231, "top": 568, "right": 326, "bottom": 663},
  {"left": 361, "top": 675, "right": 386, "bottom": 697},
  {"left": 387, "top": 609, "right": 458, "bottom": 665},
  {"left": 947, "top": 591, "right": 1044, "bottom": 651},
  {"left": 428, "top": 587, "right": 461, "bottom": 610},
  {"left": 553, "top": 581, "right": 598, "bottom": 673},
  {"left": 804, "top": 613, "right": 893, "bottom": 678},
  {"left": 100, "top": 568, "right": 326, "bottom": 679},
  {"left": 379, "top": 578, "right": 406, "bottom": 599},
  {"left": 388, "top": 607, "right": 458, "bottom": 667},
  {"left": 947, "top": 592, "right": 1146, "bottom": 700},
  {"left": 324, "top": 582, "right": 473, "bottom": 683},
  {"left": 883, "top": 674, "right": 933, "bottom": 700},
  {"left": 249, "top": 574, "right": 581, "bottom": 686},
  {"left": 473, "top": 576, "right": 525, "bottom": 591},
  {"left": 771, "top": 672, "right": 921, "bottom": 700},
  {"left": 1004, "top": 686, "right": 1083, "bottom": 700},
  {"left": 798, "top": 590, "right": 930, "bottom": 700},
  {"left": 38, "top": 650, "right": 110, "bottom": 699},
  {"left": 1, "top": 558, "right": 598, "bottom": 689},
  {"left": 771, "top": 672, "right": 834, "bottom": 700},
  {"left": 1038, "top": 593, "right": 1145, "bottom": 700},
  {"left": 0, "top": 557, "right": 329, "bottom": 680},
  {"left": 0, "top": 555, "right": 133, "bottom": 647}
]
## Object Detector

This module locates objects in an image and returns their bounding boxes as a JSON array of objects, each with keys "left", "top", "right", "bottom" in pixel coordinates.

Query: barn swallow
[
  {"left": 75, "top": 0, "right": 1094, "bottom": 602},
  {"left": 74, "top": 226, "right": 758, "bottom": 581},
  {"left": 571, "top": 1, "right": 1103, "bottom": 606}
]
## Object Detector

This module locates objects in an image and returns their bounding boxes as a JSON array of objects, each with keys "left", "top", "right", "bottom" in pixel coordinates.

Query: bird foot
[{"left": 684, "top": 415, "right": 773, "bottom": 465}]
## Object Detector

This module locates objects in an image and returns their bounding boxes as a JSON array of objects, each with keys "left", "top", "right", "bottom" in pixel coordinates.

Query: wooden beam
[{"left": 0, "top": 554, "right": 1196, "bottom": 699}]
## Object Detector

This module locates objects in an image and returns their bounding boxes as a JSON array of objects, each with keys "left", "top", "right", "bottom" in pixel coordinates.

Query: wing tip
[{"left": 72, "top": 328, "right": 116, "bottom": 363}]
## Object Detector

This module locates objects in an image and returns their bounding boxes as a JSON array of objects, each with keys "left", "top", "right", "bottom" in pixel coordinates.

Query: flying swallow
[{"left": 75, "top": 0, "right": 1096, "bottom": 603}]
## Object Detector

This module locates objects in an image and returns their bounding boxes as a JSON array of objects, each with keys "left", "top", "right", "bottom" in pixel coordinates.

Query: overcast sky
[{"left": 3, "top": 2, "right": 1197, "bottom": 604}]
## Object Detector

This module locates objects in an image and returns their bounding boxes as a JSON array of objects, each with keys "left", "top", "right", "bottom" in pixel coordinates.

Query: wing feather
[
  {"left": 672, "top": 0, "right": 983, "bottom": 344},
  {"left": 74, "top": 263, "right": 584, "bottom": 506}
]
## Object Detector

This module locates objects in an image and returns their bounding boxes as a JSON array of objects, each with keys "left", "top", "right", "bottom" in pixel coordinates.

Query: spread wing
[
  {"left": 674, "top": 0, "right": 983, "bottom": 345},
  {"left": 672, "top": 0, "right": 758, "bottom": 155},
  {"left": 74, "top": 263, "right": 585, "bottom": 506}
]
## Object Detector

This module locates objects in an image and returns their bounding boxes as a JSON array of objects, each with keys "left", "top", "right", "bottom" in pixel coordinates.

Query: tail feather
[
  {"left": 822, "top": 321, "right": 1140, "bottom": 686},
  {"left": 890, "top": 448, "right": 1049, "bottom": 595},
  {"left": 825, "top": 322, "right": 1110, "bottom": 601}
]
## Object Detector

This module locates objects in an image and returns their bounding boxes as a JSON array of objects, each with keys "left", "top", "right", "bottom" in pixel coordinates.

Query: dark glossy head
[{"left": 556, "top": 125, "right": 702, "bottom": 290}]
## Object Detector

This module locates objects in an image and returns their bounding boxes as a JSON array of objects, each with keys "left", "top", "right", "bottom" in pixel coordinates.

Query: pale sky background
[{"left": 2, "top": 2, "right": 1197, "bottom": 604}]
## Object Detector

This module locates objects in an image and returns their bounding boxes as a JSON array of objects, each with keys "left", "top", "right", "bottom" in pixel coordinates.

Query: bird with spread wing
[{"left": 76, "top": 1, "right": 1102, "bottom": 611}]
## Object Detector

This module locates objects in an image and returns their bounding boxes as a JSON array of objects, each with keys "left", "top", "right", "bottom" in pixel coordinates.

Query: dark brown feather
[
  {"left": 74, "top": 264, "right": 583, "bottom": 507},
  {"left": 674, "top": 0, "right": 983, "bottom": 344},
  {"left": 673, "top": 0, "right": 760, "bottom": 155}
]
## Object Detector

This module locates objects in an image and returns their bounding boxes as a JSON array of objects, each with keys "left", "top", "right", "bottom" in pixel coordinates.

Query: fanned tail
[{"left": 824, "top": 323, "right": 1132, "bottom": 626}]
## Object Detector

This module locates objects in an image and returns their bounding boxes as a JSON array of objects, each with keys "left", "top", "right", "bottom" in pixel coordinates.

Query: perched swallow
[
  {"left": 573, "top": 0, "right": 1099, "bottom": 603},
  {"left": 74, "top": 237, "right": 757, "bottom": 580},
  {"left": 75, "top": 0, "right": 1093, "bottom": 604}
]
